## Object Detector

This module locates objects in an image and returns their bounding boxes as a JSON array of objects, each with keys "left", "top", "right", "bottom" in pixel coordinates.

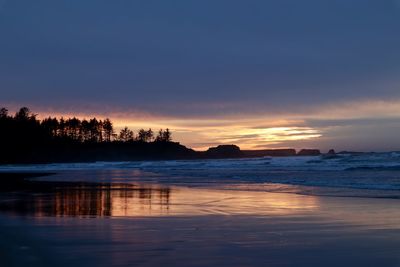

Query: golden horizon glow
[
  {"left": 4, "top": 98, "right": 400, "bottom": 151},
  {"left": 32, "top": 110, "right": 321, "bottom": 150}
]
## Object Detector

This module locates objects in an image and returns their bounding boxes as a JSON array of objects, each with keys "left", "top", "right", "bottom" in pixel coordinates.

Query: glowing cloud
[{"left": 3, "top": 98, "right": 400, "bottom": 151}]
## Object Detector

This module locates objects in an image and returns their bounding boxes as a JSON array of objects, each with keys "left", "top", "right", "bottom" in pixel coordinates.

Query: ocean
[
  {"left": 1, "top": 153, "right": 400, "bottom": 266},
  {"left": 1, "top": 152, "right": 400, "bottom": 198}
]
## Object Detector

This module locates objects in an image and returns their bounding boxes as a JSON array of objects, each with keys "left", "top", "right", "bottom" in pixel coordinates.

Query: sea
[
  {"left": 2, "top": 152, "right": 400, "bottom": 198},
  {"left": 2, "top": 153, "right": 400, "bottom": 266}
]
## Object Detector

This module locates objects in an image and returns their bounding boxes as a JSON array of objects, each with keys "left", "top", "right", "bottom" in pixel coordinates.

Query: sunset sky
[{"left": 1, "top": 0, "right": 400, "bottom": 151}]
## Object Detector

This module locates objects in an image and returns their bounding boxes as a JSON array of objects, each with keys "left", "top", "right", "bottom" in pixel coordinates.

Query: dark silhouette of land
[{"left": 0, "top": 107, "right": 322, "bottom": 164}]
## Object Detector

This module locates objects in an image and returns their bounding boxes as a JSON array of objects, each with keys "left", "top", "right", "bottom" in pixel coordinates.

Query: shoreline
[
  {"left": 1, "top": 177, "right": 400, "bottom": 266},
  {"left": 0, "top": 152, "right": 321, "bottom": 165},
  {"left": 0, "top": 170, "right": 399, "bottom": 216},
  {"left": 2, "top": 170, "right": 400, "bottom": 200}
]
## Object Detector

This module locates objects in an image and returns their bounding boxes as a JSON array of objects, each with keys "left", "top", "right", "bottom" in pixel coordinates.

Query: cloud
[
  {"left": 2, "top": 0, "right": 400, "bottom": 118},
  {"left": 1, "top": 1, "right": 400, "bottom": 151},
  {"left": 305, "top": 118, "right": 400, "bottom": 128},
  {"left": 4, "top": 98, "right": 400, "bottom": 151}
]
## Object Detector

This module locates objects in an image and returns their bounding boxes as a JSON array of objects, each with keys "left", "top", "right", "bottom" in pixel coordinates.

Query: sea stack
[
  {"left": 205, "top": 145, "right": 243, "bottom": 158},
  {"left": 327, "top": 149, "right": 336, "bottom": 155}
]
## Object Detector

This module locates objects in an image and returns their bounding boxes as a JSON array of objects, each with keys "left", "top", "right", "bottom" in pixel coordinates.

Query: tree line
[{"left": 0, "top": 107, "right": 172, "bottom": 144}]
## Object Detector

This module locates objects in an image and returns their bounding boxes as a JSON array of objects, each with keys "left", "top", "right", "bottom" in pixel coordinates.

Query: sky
[{"left": 1, "top": 0, "right": 400, "bottom": 151}]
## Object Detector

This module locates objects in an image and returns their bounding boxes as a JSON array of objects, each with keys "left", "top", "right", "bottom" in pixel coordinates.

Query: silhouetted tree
[
  {"left": 137, "top": 129, "right": 147, "bottom": 142},
  {"left": 145, "top": 128, "right": 154, "bottom": 142},
  {"left": 118, "top": 127, "right": 134, "bottom": 142},
  {"left": 0, "top": 107, "right": 178, "bottom": 164},
  {"left": 81, "top": 119, "right": 90, "bottom": 142},
  {"left": 137, "top": 128, "right": 156, "bottom": 142},
  {"left": 58, "top": 117, "right": 67, "bottom": 137},
  {"left": 155, "top": 128, "right": 172, "bottom": 142},
  {"left": 0, "top": 108, "right": 8, "bottom": 119},
  {"left": 98, "top": 120, "right": 104, "bottom": 142},
  {"left": 41, "top": 117, "right": 59, "bottom": 138},
  {"left": 156, "top": 129, "right": 163, "bottom": 142},
  {"left": 88, "top": 118, "right": 100, "bottom": 142},
  {"left": 66, "top": 117, "right": 81, "bottom": 141},
  {"left": 15, "top": 107, "right": 36, "bottom": 121},
  {"left": 0, "top": 108, "right": 11, "bottom": 150},
  {"left": 163, "top": 128, "right": 171, "bottom": 142},
  {"left": 102, "top": 118, "right": 114, "bottom": 142}
]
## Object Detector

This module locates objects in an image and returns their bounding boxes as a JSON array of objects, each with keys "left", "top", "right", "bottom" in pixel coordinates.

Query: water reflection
[
  {"left": 0, "top": 179, "right": 319, "bottom": 217},
  {"left": 0, "top": 182, "right": 170, "bottom": 217}
]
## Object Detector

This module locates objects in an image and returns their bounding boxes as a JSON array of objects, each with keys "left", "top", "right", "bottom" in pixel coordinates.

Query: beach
[
  {"left": 2, "top": 1, "right": 400, "bottom": 265},
  {"left": 1, "top": 169, "right": 400, "bottom": 267}
]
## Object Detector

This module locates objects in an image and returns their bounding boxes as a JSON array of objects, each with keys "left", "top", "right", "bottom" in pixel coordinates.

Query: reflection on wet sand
[{"left": 0, "top": 180, "right": 319, "bottom": 217}]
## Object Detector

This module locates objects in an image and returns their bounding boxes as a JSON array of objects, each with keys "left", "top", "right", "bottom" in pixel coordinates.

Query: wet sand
[{"left": 1, "top": 171, "right": 400, "bottom": 266}]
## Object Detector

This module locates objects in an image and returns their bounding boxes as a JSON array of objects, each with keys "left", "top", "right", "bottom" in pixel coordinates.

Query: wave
[
  {"left": 345, "top": 166, "right": 400, "bottom": 171},
  {"left": 1, "top": 152, "right": 400, "bottom": 194}
]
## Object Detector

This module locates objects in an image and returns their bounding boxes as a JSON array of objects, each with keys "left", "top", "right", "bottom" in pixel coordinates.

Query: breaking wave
[{"left": 1, "top": 152, "right": 400, "bottom": 193}]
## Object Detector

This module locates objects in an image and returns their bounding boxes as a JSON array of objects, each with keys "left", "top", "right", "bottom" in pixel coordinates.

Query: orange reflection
[{"left": 0, "top": 182, "right": 319, "bottom": 217}]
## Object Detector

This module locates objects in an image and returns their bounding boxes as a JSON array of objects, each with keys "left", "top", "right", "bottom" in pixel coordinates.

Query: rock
[
  {"left": 205, "top": 145, "right": 243, "bottom": 158},
  {"left": 327, "top": 149, "right": 336, "bottom": 155},
  {"left": 297, "top": 149, "right": 321, "bottom": 156},
  {"left": 242, "top": 149, "right": 297, "bottom": 157}
]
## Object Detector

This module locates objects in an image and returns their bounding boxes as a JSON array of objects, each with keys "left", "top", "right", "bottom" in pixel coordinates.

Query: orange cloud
[{"left": 4, "top": 98, "right": 400, "bottom": 151}]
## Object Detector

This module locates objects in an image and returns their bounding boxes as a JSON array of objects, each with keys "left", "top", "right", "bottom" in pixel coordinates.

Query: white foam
[{"left": 1, "top": 152, "right": 400, "bottom": 191}]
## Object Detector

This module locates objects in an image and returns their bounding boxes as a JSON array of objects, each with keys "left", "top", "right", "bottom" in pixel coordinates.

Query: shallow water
[
  {"left": 2, "top": 153, "right": 400, "bottom": 193},
  {"left": 0, "top": 176, "right": 321, "bottom": 218},
  {"left": 1, "top": 170, "right": 400, "bottom": 266}
]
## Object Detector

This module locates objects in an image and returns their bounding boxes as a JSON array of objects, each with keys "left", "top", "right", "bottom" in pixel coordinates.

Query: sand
[{"left": 0, "top": 171, "right": 400, "bottom": 267}]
